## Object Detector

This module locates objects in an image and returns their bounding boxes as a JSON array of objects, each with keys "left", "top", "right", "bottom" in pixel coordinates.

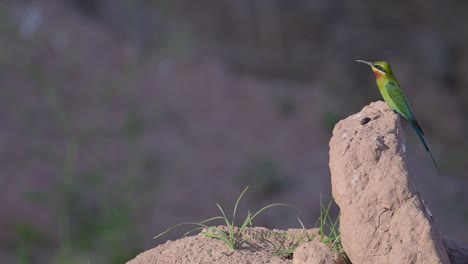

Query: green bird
[{"left": 356, "top": 60, "right": 439, "bottom": 172}]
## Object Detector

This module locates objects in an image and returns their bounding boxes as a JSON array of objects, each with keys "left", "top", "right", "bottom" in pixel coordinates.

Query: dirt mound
[{"left": 126, "top": 227, "right": 338, "bottom": 264}]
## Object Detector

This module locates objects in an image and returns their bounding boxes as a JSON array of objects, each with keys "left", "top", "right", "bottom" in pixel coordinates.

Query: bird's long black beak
[{"left": 356, "top": 60, "right": 374, "bottom": 67}]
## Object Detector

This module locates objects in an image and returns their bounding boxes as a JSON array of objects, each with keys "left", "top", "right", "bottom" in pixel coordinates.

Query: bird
[{"left": 356, "top": 60, "right": 440, "bottom": 172}]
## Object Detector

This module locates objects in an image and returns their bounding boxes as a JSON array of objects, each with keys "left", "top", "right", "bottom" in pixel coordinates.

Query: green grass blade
[
  {"left": 297, "top": 217, "right": 315, "bottom": 241},
  {"left": 154, "top": 221, "right": 206, "bottom": 239},
  {"left": 275, "top": 248, "right": 295, "bottom": 255},
  {"left": 251, "top": 203, "right": 299, "bottom": 222},
  {"left": 200, "top": 216, "right": 225, "bottom": 224},
  {"left": 202, "top": 227, "right": 234, "bottom": 249},
  {"left": 182, "top": 226, "right": 205, "bottom": 237},
  {"left": 328, "top": 212, "right": 340, "bottom": 239},
  {"left": 216, "top": 204, "right": 230, "bottom": 226},
  {"left": 237, "top": 211, "right": 252, "bottom": 239},
  {"left": 216, "top": 203, "right": 234, "bottom": 238},
  {"left": 154, "top": 216, "right": 225, "bottom": 239},
  {"left": 202, "top": 226, "right": 228, "bottom": 238},
  {"left": 319, "top": 195, "right": 333, "bottom": 240},
  {"left": 232, "top": 186, "right": 250, "bottom": 231},
  {"left": 182, "top": 216, "right": 224, "bottom": 237}
]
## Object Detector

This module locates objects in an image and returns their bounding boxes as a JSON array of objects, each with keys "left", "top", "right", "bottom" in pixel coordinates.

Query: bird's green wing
[
  {"left": 385, "top": 82, "right": 436, "bottom": 170},
  {"left": 385, "top": 82, "right": 415, "bottom": 121}
]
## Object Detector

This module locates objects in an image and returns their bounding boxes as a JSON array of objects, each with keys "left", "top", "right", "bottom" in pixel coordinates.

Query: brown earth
[{"left": 127, "top": 227, "right": 323, "bottom": 264}]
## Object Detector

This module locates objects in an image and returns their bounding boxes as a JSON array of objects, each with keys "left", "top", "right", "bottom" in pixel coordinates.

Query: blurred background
[{"left": 1, "top": 0, "right": 468, "bottom": 263}]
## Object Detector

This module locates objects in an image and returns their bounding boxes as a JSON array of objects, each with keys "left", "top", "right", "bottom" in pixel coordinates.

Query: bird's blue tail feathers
[{"left": 410, "top": 121, "right": 440, "bottom": 173}]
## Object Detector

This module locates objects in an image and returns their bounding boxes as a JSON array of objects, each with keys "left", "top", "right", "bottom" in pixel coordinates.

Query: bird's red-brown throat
[{"left": 372, "top": 68, "right": 384, "bottom": 79}]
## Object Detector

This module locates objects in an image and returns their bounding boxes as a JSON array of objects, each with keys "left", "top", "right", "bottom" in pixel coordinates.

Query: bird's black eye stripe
[{"left": 374, "top": 65, "right": 386, "bottom": 73}]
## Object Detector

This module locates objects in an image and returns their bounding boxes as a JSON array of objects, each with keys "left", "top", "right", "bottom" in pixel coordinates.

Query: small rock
[{"left": 293, "top": 238, "right": 346, "bottom": 264}]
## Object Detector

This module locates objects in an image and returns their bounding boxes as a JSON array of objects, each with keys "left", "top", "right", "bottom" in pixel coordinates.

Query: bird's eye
[{"left": 374, "top": 65, "right": 386, "bottom": 72}]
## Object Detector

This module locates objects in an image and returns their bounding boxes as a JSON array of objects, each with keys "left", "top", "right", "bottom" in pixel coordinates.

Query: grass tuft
[
  {"left": 315, "top": 197, "right": 351, "bottom": 263},
  {"left": 265, "top": 198, "right": 351, "bottom": 263},
  {"left": 154, "top": 186, "right": 299, "bottom": 250}
]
